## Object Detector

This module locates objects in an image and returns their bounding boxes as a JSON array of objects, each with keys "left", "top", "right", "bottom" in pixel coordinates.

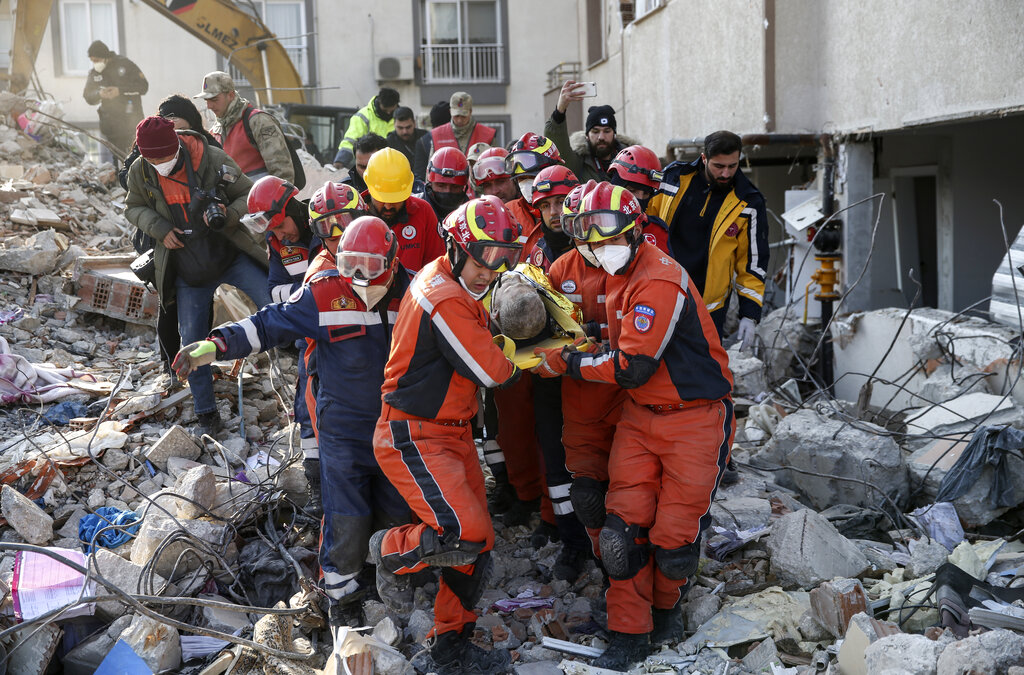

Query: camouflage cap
[
  {"left": 193, "top": 71, "right": 235, "bottom": 100},
  {"left": 450, "top": 91, "right": 473, "bottom": 116}
]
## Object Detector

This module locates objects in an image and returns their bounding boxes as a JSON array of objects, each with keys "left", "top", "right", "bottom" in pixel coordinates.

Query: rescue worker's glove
[
  {"left": 172, "top": 337, "right": 225, "bottom": 380},
  {"left": 736, "top": 317, "right": 757, "bottom": 352},
  {"left": 571, "top": 336, "right": 599, "bottom": 353},
  {"left": 532, "top": 346, "right": 569, "bottom": 378}
]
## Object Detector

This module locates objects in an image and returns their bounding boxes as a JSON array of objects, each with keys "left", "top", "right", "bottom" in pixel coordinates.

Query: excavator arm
[{"left": 8, "top": 0, "right": 306, "bottom": 105}]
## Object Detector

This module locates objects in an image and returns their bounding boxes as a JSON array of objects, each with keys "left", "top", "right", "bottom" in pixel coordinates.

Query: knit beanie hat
[
  {"left": 157, "top": 94, "right": 205, "bottom": 133},
  {"left": 585, "top": 105, "right": 617, "bottom": 133},
  {"left": 429, "top": 100, "right": 451, "bottom": 128},
  {"left": 87, "top": 40, "right": 114, "bottom": 59},
  {"left": 135, "top": 116, "right": 180, "bottom": 159}
]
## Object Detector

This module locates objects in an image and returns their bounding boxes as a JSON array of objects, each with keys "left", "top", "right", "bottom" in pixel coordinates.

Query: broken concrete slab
[
  {"left": 936, "top": 628, "right": 1024, "bottom": 674},
  {"left": 836, "top": 612, "right": 902, "bottom": 675},
  {"left": 758, "top": 408, "right": 908, "bottom": 510},
  {"left": 144, "top": 425, "right": 201, "bottom": 471},
  {"left": 904, "top": 392, "right": 1022, "bottom": 441},
  {"left": 91, "top": 548, "right": 169, "bottom": 619},
  {"left": 119, "top": 613, "right": 181, "bottom": 673},
  {"left": 767, "top": 509, "right": 870, "bottom": 590},
  {"left": 710, "top": 497, "right": 772, "bottom": 531},
  {"left": 683, "top": 586, "right": 809, "bottom": 650},
  {"left": 6, "top": 621, "right": 62, "bottom": 675},
  {"left": 174, "top": 465, "right": 216, "bottom": 519},
  {"left": 684, "top": 591, "right": 722, "bottom": 631},
  {"left": 1, "top": 484, "right": 53, "bottom": 545},
  {"left": 129, "top": 515, "right": 231, "bottom": 580},
  {"left": 0, "top": 229, "right": 68, "bottom": 275},
  {"left": 200, "top": 593, "right": 251, "bottom": 633},
  {"left": 727, "top": 345, "right": 767, "bottom": 398},
  {"left": 809, "top": 578, "right": 868, "bottom": 639},
  {"left": 757, "top": 307, "right": 817, "bottom": 386},
  {"left": 907, "top": 538, "right": 950, "bottom": 577},
  {"left": 865, "top": 633, "right": 944, "bottom": 675},
  {"left": 741, "top": 636, "right": 782, "bottom": 672}
]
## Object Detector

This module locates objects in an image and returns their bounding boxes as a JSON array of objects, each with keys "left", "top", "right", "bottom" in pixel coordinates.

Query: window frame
[
  {"left": 218, "top": 0, "right": 316, "bottom": 94},
  {"left": 54, "top": 0, "right": 121, "bottom": 77},
  {"left": 418, "top": 0, "right": 505, "bottom": 85}
]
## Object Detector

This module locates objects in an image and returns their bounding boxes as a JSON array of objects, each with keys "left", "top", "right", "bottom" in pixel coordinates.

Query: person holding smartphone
[{"left": 544, "top": 80, "right": 635, "bottom": 182}]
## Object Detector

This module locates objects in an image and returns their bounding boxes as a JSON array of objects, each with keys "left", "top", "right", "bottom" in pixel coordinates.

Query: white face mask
[
  {"left": 459, "top": 277, "right": 489, "bottom": 300},
  {"left": 149, "top": 149, "right": 179, "bottom": 177},
  {"left": 593, "top": 244, "right": 632, "bottom": 275},
  {"left": 92, "top": 61, "right": 107, "bottom": 73},
  {"left": 577, "top": 244, "right": 600, "bottom": 267},
  {"left": 354, "top": 284, "right": 389, "bottom": 310},
  {"left": 516, "top": 178, "right": 534, "bottom": 204}
]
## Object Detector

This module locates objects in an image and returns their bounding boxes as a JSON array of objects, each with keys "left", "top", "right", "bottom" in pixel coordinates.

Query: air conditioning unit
[{"left": 376, "top": 55, "right": 414, "bottom": 82}]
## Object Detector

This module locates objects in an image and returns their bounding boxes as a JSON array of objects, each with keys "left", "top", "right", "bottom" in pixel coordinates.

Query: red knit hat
[{"left": 135, "top": 116, "right": 179, "bottom": 159}]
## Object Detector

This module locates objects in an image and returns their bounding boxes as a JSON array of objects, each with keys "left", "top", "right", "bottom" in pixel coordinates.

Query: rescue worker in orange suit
[
  {"left": 171, "top": 217, "right": 411, "bottom": 627},
  {"left": 532, "top": 182, "right": 734, "bottom": 671},
  {"left": 471, "top": 147, "right": 519, "bottom": 203},
  {"left": 370, "top": 196, "right": 523, "bottom": 674},
  {"left": 506, "top": 132, "right": 563, "bottom": 239},
  {"left": 422, "top": 147, "right": 471, "bottom": 222},
  {"left": 362, "top": 148, "right": 445, "bottom": 273},
  {"left": 413, "top": 91, "right": 496, "bottom": 181},
  {"left": 546, "top": 181, "right": 628, "bottom": 557},
  {"left": 242, "top": 176, "right": 323, "bottom": 513},
  {"left": 608, "top": 145, "right": 671, "bottom": 254}
]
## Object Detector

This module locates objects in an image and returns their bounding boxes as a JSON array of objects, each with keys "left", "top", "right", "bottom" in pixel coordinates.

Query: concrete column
[{"left": 840, "top": 141, "right": 875, "bottom": 313}]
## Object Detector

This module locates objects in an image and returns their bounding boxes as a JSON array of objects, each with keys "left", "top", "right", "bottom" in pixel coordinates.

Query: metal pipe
[
  {"left": 819, "top": 134, "right": 837, "bottom": 393},
  {"left": 259, "top": 43, "right": 273, "bottom": 105}
]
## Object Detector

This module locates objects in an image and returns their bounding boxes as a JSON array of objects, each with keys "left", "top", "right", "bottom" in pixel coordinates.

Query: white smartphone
[{"left": 577, "top": 81, "right": 597, "bottom": 98}]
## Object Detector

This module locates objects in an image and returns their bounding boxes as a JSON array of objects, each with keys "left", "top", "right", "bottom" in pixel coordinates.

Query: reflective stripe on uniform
[
  {"left": 655, "top": 291, "right": 686, "bottom": 360},
  {"left": 271, "top": 284, "right": 293, "bottom": 304},
  {"left": 318, "top": 310, "right": 399, "bottom": 326},
  {"left": 411, "top": 282, "right": 501, "bottom": 388},
  {"left": 238, "top": 317, "right": 261, "bottom": 354}
]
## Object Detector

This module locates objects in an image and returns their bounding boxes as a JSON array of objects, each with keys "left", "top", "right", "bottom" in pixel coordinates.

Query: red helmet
[
  {"left": 530, "top": 165, "right": 579, "bottom": 206},
  {"left": 561, "top": 179, "right": 599, "bottom": 231},
  {"left": 442, "top": 195, "right": 523, "bottom": 273},
  {"left": 337, "top": 216, "right": 399, "bottom": 288},
  {"left": 472, "top": 147, "right": 511, "bottom": 185},
  {"left": 242, "top": 175, "right": 298, "bottom": 234},
  {"left": 507, "top": 132, "right": 562, "bottom": 177},
  {"left": 307, "top": 181, "right": 368, "bottom": 239},
  {"left": 567, "top": 181, "right": 642, "bottom": 244},
  {"left": 427, "top": 147, "right": 470, "bottom": 187},
  {"left": 609, "top": 145, "right": 663, "bottom": 191}
]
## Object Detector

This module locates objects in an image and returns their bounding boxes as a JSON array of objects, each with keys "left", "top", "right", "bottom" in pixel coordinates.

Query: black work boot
[
  {"left": 531, "top": 519, "right": 560, "bottom": 548},
  {"left": 720, "top": 458, "right": 740, "bottom": 486},
  {"left": 427, "top": 626, "right": 511, "bottom": 674},
  {"left": 196, "top": 410, "right": 222, "bottom": 437},
  {"left": 500, "top": 497, "right": 539, "bottom": 528},
  {"left": 368, "top": 529, "right": 413, "bottom": 616},
  {"left": 303, "top": 458, "right": 323, "bottom": 519},
  {"left": 488, "top": 469, "right": 519, "bottom": 516},
  {"left": 594, "top": 630, "right": 651, "bottom": 671},
  {"left": 553, "top": 545, "right": 590, "bottom": 582},
  {"left": 651, "top": 606, "right": 685, "bottom": 645}
]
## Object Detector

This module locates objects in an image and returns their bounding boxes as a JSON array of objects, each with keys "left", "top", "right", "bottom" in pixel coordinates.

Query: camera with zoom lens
[{"left": 188, "top": 165, "right": 239, "bottom": 233}]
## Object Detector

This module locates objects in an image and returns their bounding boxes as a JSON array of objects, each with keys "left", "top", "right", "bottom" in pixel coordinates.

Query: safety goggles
[
  {"left": 533, "top": 178, "right": 578, "bottom": 195},
  {"left": 505, "top": 151, "right": 551, "bottom": 175},
  {"left": 337, "top": 251, "right": 391, "bottom": 281},
  {"left": 611, "top": 159, "right": 664, "bottom": 184},
  {"left": 472, "top": 156, "right": 509, "bottom": 183},
  {"left": 429, "top": 164, "right": 469, "bottom": 179},
  {"left": 467, "top": 240, "right": 523, "bottom": 272},
  {"left": 241, "top": 210, "right": 277, "bottom": 235},
  {"left": 310, "top": 210, "right": 368, "bottom": 239},
  {"left": 566, "top": 210, "right": 638, "bottom": 242}
]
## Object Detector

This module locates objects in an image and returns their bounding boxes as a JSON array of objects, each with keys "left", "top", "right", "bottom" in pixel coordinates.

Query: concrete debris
[
  {"left": 90, "top": 547, "right": 168, "bottom": 619},
  {"left": 758, "top": 408, "right": 909, "bottom": 510},
  {"left": 836, "top": 612, "right": 902, "bottom": 675},
  {"left": 767, "top": 509, "right": 870, "bottom": 589},
  {"left": 727, "top": 344, "right": 767, "bottom": 398},
  {"left": 144, "top": 425, "right": 201, "bottom": 471},
  {"left": 809, "top": 578, "right": 868, "bottom": 639},
  {"left": 1, "top": 484, "right": 53, "bottom": 545},
  {"left": 864, "top": 632, "right": 947, "bottom": 675},
  {"left": 935, "top": 628, "right": 1024, "bottom": 674},
  {"left": 119, "top": 613, "right": 181, "bottom": 673},
  {"left": 907, "top": 537, "right": 951, "bottom": 577},
  {"left": 0, "top": 228, "right": 68, "bottom": 275}
]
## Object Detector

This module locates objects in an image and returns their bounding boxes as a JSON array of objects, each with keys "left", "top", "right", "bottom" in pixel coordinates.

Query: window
[
  {"left": 635, "top": 0, "right": 663, "bottom": 19},
  {"left": 58, "top": 0, "right": 118, "bottom": 76},
  {"left": 585, "top": 0, "right": 605, "bottom": 66},
  {"left": 226, "top": 0, "right": 311, "bottom": 86},
  {"left": 420, "top": 0, "right": 504, "bottom": 84}
]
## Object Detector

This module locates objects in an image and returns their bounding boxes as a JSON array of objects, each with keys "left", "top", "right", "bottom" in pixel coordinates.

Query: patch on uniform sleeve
[
  {"left": 532, "top": 250, "right": 544, "bottom": 266},
  {"left": 725, "top": 222, "right": 740, "bottom": 237},
  {"left": 644, "top": 233, "right": 657, "bottom": 245},
  {"left": 561, "top": 280, "right": 577, "bottom": 293},
  {"left": 287, "top": 287, "right": 304, "bottom": 303},
  {"left": 634, "top": 304, "right": 655, "bottom": 333}
]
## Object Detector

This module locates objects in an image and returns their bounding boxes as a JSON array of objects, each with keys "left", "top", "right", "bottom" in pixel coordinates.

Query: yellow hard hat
[{"left": 364, "top": 148, "right": 414, "bottom": 203}]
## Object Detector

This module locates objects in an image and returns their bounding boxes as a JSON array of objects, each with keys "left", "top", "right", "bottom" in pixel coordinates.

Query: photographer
[{"left": 125, "top": 115, "right": 271, "bottom": 435}]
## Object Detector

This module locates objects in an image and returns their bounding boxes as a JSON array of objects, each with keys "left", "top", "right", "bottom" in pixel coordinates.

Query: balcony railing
[{"left": 420, "top": 43, "right": 504, "bottom": 84}]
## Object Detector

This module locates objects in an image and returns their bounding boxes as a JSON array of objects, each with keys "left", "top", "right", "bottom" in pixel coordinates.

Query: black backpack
[{"left": 240, "top": 105, "right": 306, "bottom": 189}]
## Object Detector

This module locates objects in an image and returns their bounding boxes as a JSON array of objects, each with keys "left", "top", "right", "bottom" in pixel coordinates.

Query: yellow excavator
[{"left": 8, "top": 0, "right": 354, "bottom": 162}]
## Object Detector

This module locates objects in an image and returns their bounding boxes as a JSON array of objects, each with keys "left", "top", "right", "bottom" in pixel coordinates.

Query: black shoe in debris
[
  {"left": 488, "top": 471, "right": 519, "bottom": 517},
  {"left": 500, "top": 497, "right": 540, "bottom": 528},
  {"left": 720, "top": 458, "right": 740, "bottom": 487},
  {"left": 552, "top": 545, "right": 590, "bottom": 582},
  {"left": 368, "top": 529, "right": 414, "bottom": 616},
  {"left": 530, "top": 520, "right": 560, "bottom": 549},
  {"left": 593, "top": 630, "right": 651, "bottom": 671},
  {"left": 196, "top": 410, "right": 222, "bottom": 437},
  {"left": 651, "top": 606, "right": 685, "bottom": 645},
  {"left": 303, "top": 458, "right": 323, "bottom": 519},
  {"left": 427, "top": 627, "right": 511, "bottom": 674}
]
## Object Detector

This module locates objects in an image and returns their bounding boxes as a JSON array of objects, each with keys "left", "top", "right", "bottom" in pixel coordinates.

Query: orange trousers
[
  {"left": 605, "top": 398, "right": 734, "bottom": 634},
  {"left": 373, "top": 405, "right": 494, "bottom": 637}
]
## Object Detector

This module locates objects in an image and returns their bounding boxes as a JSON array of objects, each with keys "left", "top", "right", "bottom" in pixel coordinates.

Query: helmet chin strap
[{"left": 459, "top": 277, "right": 489, "bottom": 300}]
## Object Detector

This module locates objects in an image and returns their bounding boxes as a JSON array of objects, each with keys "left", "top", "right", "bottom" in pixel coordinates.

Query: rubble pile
[{"left": 0, "top": 120, "right": 1019, "bottom": 674}]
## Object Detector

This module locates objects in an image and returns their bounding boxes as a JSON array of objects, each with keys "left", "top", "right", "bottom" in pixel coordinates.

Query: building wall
[{"left": 26, "top": 0, "right": 578, "bottom": 145}]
